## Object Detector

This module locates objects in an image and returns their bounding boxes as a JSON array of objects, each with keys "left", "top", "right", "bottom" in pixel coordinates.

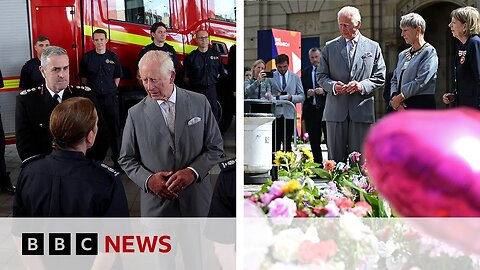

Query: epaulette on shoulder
[
  {"left": 19, "top": 86, "right": 41, "bottom": 96},
  {"left": 21, "top": 154, "right": 46, "bottom": 168},
  {"left": 71, "top": 85, "right": 92, "bottom": 92},
  {"left": 96, "top": 162, "right": 121, "bottom": 178},
  {"left": 219, "top": 158, "right": 235, "bottom": 172}
]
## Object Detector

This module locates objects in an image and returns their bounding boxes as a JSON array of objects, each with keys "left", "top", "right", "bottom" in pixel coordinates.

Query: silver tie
[
  {"left": 348, "top": 40, "right": 356, "bottom": 67},
  {"left": 161, "top": 101, "right": 175, "bottom": 138}
]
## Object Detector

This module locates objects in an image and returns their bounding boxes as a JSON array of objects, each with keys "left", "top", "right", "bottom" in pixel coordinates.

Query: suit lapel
[
  {"left": 352, "top": 35, "right": 365, "bottom": 68},
  {"left": 144, "top": 97, "right": 174, "bottom": 149},
  {"left": 338, "top": 38, "right": 349, "bottom": 68},
  {"left": 174, "top": 88, "right": 189, "bottom": 146}
]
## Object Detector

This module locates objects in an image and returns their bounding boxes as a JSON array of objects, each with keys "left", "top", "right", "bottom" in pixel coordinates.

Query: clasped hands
[
  {"left": 147, "top": 168, "right": 197, "bottom": 199},
  {"left": 334, "top": 81, "right": 363, "bottom": 94},
  {"left": 390, "top": 93, "right": 406, "bottom": 111},
  {"left": 307, "top": 87, "right": 324, "bottom": 96}
]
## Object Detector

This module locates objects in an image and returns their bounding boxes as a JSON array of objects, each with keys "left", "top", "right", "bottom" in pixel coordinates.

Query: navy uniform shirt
[
  {"left": 184, "top": 48, "right": 224, "bottom": 89},
  {"left": 208, "top": 158, "right": 236, "bottom": 217},
  {"left": 79, "top": 50, "right": 122, "bottom": 95},
  {"left": 138, "top": 42, "right": 180, "bottom": 68},
  {"left": 455, "top": 35, "right": 480, "bottom": 109},
  {"left": 19, "top": 58, "right": 44, "bottom": 89},
  {"left": 0, "top": 69, "right": 3, "bottom": 88},
  {"left": 13, "top": 150, "right": 129, "bottom": 217},
  {"left": 15, "top": 84, "right": 108, "bottom": 161}
]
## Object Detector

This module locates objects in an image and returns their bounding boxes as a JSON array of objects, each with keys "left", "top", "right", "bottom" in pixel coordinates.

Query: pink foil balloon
[{"left": 364, "top": 108, "right": 480, "bottom": 217}]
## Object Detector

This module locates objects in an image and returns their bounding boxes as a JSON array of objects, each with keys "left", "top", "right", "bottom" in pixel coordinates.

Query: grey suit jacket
[
  {"left": 118, "top": 87, "right": 224, "bottom": 217},
  {"left": 270, "top": 70, "right": 305, "bottom": 119},
  {"left": 318, "top": 33, "right": 386, "bottom": 123}
]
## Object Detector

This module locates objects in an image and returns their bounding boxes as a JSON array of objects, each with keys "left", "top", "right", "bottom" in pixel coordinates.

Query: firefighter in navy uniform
[
  {"left": 79, "top": 29, "right": 123, "bottom": 170},
  {"left": 183, "top": 30, "right": 224, "bottom": 121},
  {"left": 13, "top": 97, "right": 129, "bottom": 217},
  {"left": 15, "top": 46, "right": 108, "bottom": 162},
  {"left": 19, "top": 35, "right": 50, "bottom": 89},
  {"left": 208, "top": 158, "right": 236, "bottom": 217},
  {"left": 137, "top": 22, "right": 180, "bottom": 69}
]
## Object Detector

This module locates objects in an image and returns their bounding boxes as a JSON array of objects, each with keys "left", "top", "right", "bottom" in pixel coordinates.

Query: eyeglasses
[{"left": 196, "top": 36, "right": 209, "bottom": 40}]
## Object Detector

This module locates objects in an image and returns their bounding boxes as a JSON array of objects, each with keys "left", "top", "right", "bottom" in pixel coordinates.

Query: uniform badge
[{"left": 459, "top": 50, "right": 467, "bottom": 65}]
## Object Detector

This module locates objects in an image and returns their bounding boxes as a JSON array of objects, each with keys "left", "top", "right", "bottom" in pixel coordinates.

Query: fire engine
[{"left": 0, "top": 0, "right": 236, "bottom": 142}]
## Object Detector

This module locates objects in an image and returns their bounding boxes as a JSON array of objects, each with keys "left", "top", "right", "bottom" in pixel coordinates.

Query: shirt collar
[
  {"left": 156, "top": 85, "right": 177, "bottom": 106},
  {"left": 346, "top": 33, "right": 360, "bottom": 44},
  {"left": 45, "top": 85, "right": 65, "bottom": 99}
]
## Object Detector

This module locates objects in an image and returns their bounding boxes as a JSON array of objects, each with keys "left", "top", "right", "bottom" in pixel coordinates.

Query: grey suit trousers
[{"left": 326, "top": 119, "right": 370, "bottom": 162}]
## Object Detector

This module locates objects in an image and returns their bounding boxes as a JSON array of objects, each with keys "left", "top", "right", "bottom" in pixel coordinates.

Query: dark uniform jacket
[
  {"left": 13, "top": 150, "right": 129, "bottom": 217},
  {"left": 208, "top": 158, "right": 235, "bottom": 217},
  {"left": 15, "top": 84, "right": 108, "bottom": 161},
  {"left": 455, "top": 35, "right": 480, "bottom": 109},
  {"left": 79, "top": 50, "right": 123, "bottom": 96},
  {"left": 138, "top": 42, "right": 180, "bottom": 68},
  {"left": 184, "top": 48, "right": 224, "bottom": 89},
  {"left": 19, "top": 58, "right": 44, "bottom": 89}
]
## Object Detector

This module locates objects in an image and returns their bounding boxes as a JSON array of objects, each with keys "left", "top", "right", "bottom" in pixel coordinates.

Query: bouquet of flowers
[{"left": 245, "top": 150, "right": 391, "bottom": 219}]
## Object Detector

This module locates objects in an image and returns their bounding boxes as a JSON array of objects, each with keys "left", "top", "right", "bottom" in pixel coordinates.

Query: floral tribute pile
[{"left": 245, "top": 149, "right": 391, "bottom": 220}]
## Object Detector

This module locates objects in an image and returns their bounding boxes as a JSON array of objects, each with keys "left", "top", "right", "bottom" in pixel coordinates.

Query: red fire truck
[{"left": 0, "top": 0, "right": 236, "bottom": 141}]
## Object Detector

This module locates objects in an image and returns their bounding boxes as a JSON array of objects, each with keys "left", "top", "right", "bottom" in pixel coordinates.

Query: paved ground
[{"left": 0, "top": 116, "right": 236, "bottom": 217}]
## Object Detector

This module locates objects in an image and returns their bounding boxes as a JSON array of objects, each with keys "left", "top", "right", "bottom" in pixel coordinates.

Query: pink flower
[
  {"left": 302, "top": 132, "right": 309, "bottom": 142},
  {"left": 269, "top": 181, "right": 287, "bottom": 197},
  {"left": 260, "top": 193, "right": 274, "bottom": 205},
  {"left": 267, "top": 197, "right": 297, "bottom": 219},
  {"left": 323, "top": 201, "right": 340, "bottom": 217},
  {"left": 349, "top": 151, "right": 361, "bottom": 163},
  {"left": 351, "top": 201, "right": 372, "bottom": 217},
  {"left": 298, "top": 239, "right": 338, "bottom": 263},
  {"left": 244, "top": 191, "right": 252, "bottom": 197},
  {"left": 296, "top": 209, "right": 309, "bottom": 217},
  {"left": 335, "top": 197, "right": 354, "bottom": 210}
]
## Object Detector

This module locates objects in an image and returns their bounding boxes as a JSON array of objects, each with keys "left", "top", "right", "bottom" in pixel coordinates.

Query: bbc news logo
[{"left": 22, "top": 233, "right": 172, "bottom": 255}]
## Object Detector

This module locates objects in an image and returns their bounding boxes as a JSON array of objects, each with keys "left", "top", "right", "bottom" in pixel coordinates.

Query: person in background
[
  {"left": 79, "top": 29, "right": 123, "bottom": 170},
  {"left": 183, "top": 30, "right": 224, "bottom": 121},
  {"left": 137, "top": 22, "right": 179, "bottom": 69},
  {"left": 390, "top": 13, "right": 438, "bottom": 110},
  {"left": 318, "top": 6, "right": 385, "bottom": 162},
  {"left": 244, "top": 67, "right": 252, "bottom": 81},
  {"left": 0, "top": 70, "right": 15, "bottom": 195},
  {"left": 19, "top": 35, "right": 50, "bottom": 89},
  {"left": 270, "top": 54, "right": 305, "bottom": 152},
  {"left": 16, "top": 46, "right": 108, "bottom": 162},
  {"left": 301, "top": 47, "right": 327, "bottom": 164},
  {"left": 244, "top": 59, "right": 271, "bottom": 99},
  {"left": 13, "top": 97, "right": 128, "bottom": 217},
  {"left": 443, "top": 6, "right": 480, "bottom": 109}
]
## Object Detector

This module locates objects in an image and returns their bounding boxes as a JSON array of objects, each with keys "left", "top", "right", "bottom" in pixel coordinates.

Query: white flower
[
  {"left": 378, "top": 240, "right": 397, "bottom": 258},
  {"left": 339, "top": 212, "right": 372, "bottom": 241},
  {"left": 302, "top": 178, "right": 315, "bottom": 190},
  {"left": 271, "top": 228, "right": 305, "bottom": 263}
]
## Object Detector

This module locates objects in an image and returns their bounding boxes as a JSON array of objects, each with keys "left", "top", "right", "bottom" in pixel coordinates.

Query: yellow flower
[
  {"left": 301, "top": 148, "right": 314, "bottom": 163},
  {"left": 274, "top": 151, "right": 286, "bottom": 166},
  {"left": 281, "top": 179, "right": 301, "bottom": 193},
  {"left": 286, "top": 152, "right": 295, "bottom": 165}
]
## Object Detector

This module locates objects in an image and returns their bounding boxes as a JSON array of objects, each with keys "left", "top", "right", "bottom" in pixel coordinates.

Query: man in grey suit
[
  {"left": 270, "top": 54, "right": 305, "bottom": 152},
  {"left": 119, "top": 50, "right": 224, "bottom": 217},
  {"left": 318, "top": 6, "right": 385, "bottom": 162}
]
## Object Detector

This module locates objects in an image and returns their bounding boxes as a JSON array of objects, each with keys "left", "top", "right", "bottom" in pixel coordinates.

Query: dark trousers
[
  {"left": 304, "top": 110, "right": 326, "bottom": 164},
  {"left": 95, "top": 94, "right": 120, "bottom": 163},
  {"left": 193, "top": 86, "right": 219, "bottom": 122},
  {"left": 0, "top": 114, "right": 11, "bottom": 187},
  {"left": 272, "top": 116, "right": 294, "bottom": 152}
]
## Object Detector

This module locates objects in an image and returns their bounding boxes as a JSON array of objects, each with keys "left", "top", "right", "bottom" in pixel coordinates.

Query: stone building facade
[{"left": 244, "top": 0, "right": 479, "bottom": 117}]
